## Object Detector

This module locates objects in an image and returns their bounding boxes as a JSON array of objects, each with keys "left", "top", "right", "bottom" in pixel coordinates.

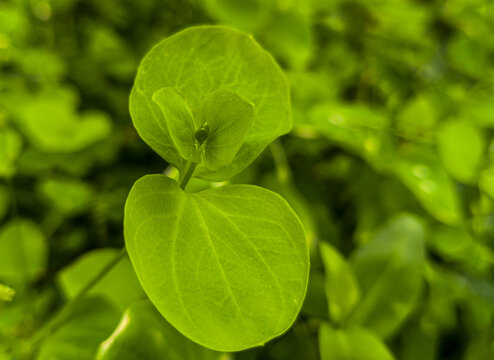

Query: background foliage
[{"left": 1, "top": 0, "right": 494, "bottom": 359}]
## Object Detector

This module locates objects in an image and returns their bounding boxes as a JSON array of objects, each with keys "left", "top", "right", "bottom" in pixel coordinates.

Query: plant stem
[
  {"left": 28, "top": 247, "right": 127, "bottom": 347},
  {"left": 179, "top": 161, "right": 197, "bottom": 190}
]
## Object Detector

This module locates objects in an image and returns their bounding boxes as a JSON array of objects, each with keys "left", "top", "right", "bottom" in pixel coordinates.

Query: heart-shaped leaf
[{"left": 124, "top": 175, "right": 309, "bottom": 351}]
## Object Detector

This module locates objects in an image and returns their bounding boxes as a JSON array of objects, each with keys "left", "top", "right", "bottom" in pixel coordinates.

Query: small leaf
[
  {"left": 38, "top": 177, "right": 94, "bottom": 216},
  {"left": 0, "top": 284, "right": 15, "bottom": 302},
  {"left": 124, "top": 175, "right": 309, "bottom": 351},
  {"left": 392, "top": 145, "right": 462, "bottom": 225},
  {"left": 308, "top": 103, "right": 392, "bottom": 169},
  {"left": 58, "top": 248, "right": 145, "bottom": 311},
  {"left": 0, "top": 218, "right": 47, "bottom": 284},
  {"left": 0, "top": 127, "right": 23, "bottom": 179},
  {"left": 436, "top": 120, "right": 485, "bottom": 184},
  {"left": 319, "top": 324, "right": 395, "bottom": 360},
  {"left": 319, "top": 242, "right": 360, "bottom": 324},
  {"left": 97, "top": 300, "right": 223, "bottom": 360},
  {"left": 19, "top": 92, "right": 112, "bottom": 153},
  {"left": 198, "top": 89, "right": 255, "bottom": 170},
  {"left": 152, "top": 87, "right": 200, "bottom": 163},
  {"left": 348, "top": 214, "right": 425, "bottom": 339}
]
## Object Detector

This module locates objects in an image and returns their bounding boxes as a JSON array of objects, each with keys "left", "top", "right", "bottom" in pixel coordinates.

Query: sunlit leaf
[{"left": 124, "top": 175, "right": 308, "bottom": 351}]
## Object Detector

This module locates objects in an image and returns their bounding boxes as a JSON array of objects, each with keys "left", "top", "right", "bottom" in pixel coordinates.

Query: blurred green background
[{"left": 1, "top": 0, "right": 494, "bottom": 359}]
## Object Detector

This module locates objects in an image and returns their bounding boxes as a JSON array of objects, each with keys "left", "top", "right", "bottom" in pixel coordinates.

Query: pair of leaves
[
  {"left": 130, "top": 26, "right": 291, "bottom": 181},
  {"left": 153, "top": 87, "right": 254, "bottom": 170},
  {"left": 124, "top": 175, "right": 309, "bottom": 351}
]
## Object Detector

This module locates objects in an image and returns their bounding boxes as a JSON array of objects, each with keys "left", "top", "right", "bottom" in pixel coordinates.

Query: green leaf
[
  {"left": 37, "top": 297, "right": 120, "bottom": 360},
  {"left": 152, "top": 87, "right": 200, "bottom": 163},
  {"left": 395, "top": 94, "right": 437, "bottom": 142},
  {"left": 38, "top": 177, "right": 94, "bottom": 216},
  {"left": 0, "top": 218, "right": 47, "bottom": 284},
  {"left": 124, "top": 175, "right": 308, "bottom": 351},
  {"left": 436, "top": 120, "right": 485, "bottom": 184},
  {"left": 19, "top": 91, "right": 112, "bottom": 153},
  {"left": 428, "top": 225, "right": 472, "bottom": 260},
  {"left": 318, "top": 324, "right": 395, "bottom": 360},
  {"left": 319, "top": 242, "right": 360, "bottom": 324},
  {"left": 0, "top": 127, "right": 23, "bottom": 179},
  {"left": 348, "top": 214, "right": 425, "bottom": 339},
  {"left": 392, "top": 146, "right": 462, "bottom": 225},
  {"left": 198, "top": 89, "right": 255, "bottom": 170},
  {"left": 448, "top": 33, "right": 488, "bottom": 78},
  {"left": 202, "top": 0, "right": 272, "bottom": 33},
  {"left": 263, "top": 10, "right": 314, "bottom": 70},
  {"left": 96, "top": 300, "right": 223, "bottom": 360},
  {"left": 152, "top": 88, "right": 255, "bottom": 169},
  {"left": 58, "top": 248, "right": 145, "bottom": 311},
  {"left": 0, "top": 284, "right": 14, "bottom": 302},
  {"left": 130, "top": 26, "right": 291, "bottom": 181},
  {"left": 308, "top": 103, "right": 392, "bottom": 169}
]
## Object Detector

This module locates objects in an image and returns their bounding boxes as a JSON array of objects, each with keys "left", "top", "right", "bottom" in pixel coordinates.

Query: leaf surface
[
  {"left": 198, "top": 89, "right": 255, "bottom": 170},
  {"left": 152, "top": 87, "right": 199, "bottom": 163},
  {"left": 436, "top": 120, "right": 485, "bottom": 184},
  {"left": 0, "top": 218, "right": 47, "bottom": 284},
  {"left": 320, "top": 242, "right": 360, "bottom": 324},
  {"left": 124, "top": 175, "right": 308, "bottom": 351}
]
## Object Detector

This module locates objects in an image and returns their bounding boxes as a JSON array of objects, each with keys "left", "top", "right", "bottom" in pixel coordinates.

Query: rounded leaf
[
  {"left": 0, "top": 218, "right": 47, "bottom": 284},
  {"left": 124, "top": 175, "right": 308, "bottom": 351},
  {"left": 130, "top": 26, "right": 291, "bottom": 181}
]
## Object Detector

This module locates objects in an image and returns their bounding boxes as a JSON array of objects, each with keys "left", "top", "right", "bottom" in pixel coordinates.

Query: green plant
[
  {"left": 2, "top": 1, "right": 494, "bottom": 359},
  {"left": 123, "top": 25, "right": 309, "bottom": 352}
]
